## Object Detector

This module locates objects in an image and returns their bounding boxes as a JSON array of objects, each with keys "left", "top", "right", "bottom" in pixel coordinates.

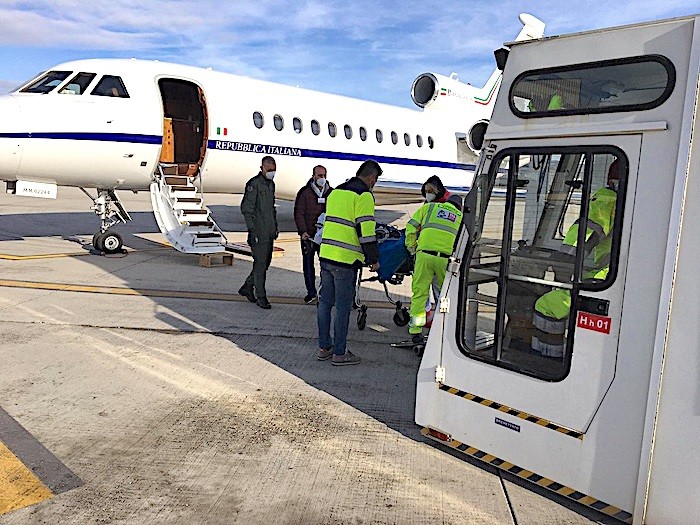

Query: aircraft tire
[
  {"left": 93, "top": 232, "right": 104, "bottom": 252},
  {"left": 100, "top": 231, "right": 123, "bottom": 254}
]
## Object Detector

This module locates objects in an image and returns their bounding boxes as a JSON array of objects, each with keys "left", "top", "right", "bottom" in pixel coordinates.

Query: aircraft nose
[{"left": 0, "top": 95, "right": 23, "bottom": 180}]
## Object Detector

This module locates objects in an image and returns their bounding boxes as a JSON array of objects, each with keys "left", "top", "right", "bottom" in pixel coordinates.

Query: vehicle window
[
  {"left": 404, "top": 133, "right": 411, "bottom": 146},
  {"left": 58, "top": 72, "right": 96, "bottom": 95},
  {"left": 391, "top": 131, "right": 398, "bottom": 145},
  {"left": 311, "top": 120, "right": 320, "bottom": 135},
  {"left": 376, "top": 129, "right": 383, "bottom": 143},
  {"left": 359, "top": 127, "right": 367, "bottom": 141},
  {"left": 511, "top": 55, "right": 675, "bottom": 117},
  {"left": 91, "top": 75, "right": 129, "bottom": 98},
  {"left": 344, "top": 124, "right": 352, "bottom": 139},
  {"left": 253, "top": 111, "right": 264, "bottom": 129},
  {"left": 417, "top": 135, "right": 423, "bottom": 147},
  {"left": 328, "top": 122, "right": 337, "bottom": 137},
  {"left": 293, "top": 117, "right": 302, "bottom": 133},
  {"left": 20, "top": 70, "right": 71, "bottom": 94},
  {"left": 460, "top": 148, "right": 626, "bottom": 381},
  {"left": 273, "top": 114, "right": 284, "bottom": 131}
]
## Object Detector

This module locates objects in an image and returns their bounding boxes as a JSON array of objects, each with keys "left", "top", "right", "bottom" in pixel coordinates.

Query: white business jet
[{"left": 0, "top": 14, "right": 543, "bottom": 254}]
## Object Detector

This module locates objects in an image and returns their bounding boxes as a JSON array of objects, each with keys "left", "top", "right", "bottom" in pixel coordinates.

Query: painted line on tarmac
[
  {"left": 0, "top": 408, "right": 82, "bottom": 515},
  {"left": 0, "top": 279, "right": 397, "bottom": 308}
]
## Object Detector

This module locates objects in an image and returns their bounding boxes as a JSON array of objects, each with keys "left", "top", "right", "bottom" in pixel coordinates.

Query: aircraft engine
[
  {"left": 411, "top": 72, "right": 477, "bottom": 109},
  {"left": 467, "top": 119, "right": 488, "bottom": 153}
]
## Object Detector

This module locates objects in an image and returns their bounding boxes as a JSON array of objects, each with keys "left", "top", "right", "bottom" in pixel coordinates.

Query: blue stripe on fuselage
[
  {"left": 0, "top": 132, "right": 162, "bottom": 144},
  {"left": 208, "top": 139, "right": 474, "bottom": 170},
  {"left": 0, "top": 132, "right": 472, "bottom": 171}
]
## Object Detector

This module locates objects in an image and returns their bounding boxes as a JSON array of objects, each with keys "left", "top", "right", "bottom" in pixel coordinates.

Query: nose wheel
[{"left": 93, "top": 230, "right": 123, "bottom": 254}]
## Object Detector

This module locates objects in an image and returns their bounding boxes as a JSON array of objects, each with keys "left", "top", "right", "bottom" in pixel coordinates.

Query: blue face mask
[
  {"left": 425, "top": 193, "right": 436, "bottom": 202},
  {"left": 264, "top": 170, "right": 276, "bottom": 181},
  {"left": 315, "top": 177, "right": 326, "bottom": 188}
]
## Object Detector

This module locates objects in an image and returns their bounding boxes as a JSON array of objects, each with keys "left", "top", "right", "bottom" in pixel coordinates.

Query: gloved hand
[
  {"left": 247, "top": 231, "right": 257, "bottom": 246},
  {"left": 406, "top": 245, "right": 416, "bottom": 256}
]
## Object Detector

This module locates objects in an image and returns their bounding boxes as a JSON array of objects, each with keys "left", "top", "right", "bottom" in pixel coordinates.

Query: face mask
[
  {"left": 315, "top": 177, "right": 326, "bottom": 188},
  {"left": 264, "top": 170, "right": 276, "bottom": 181},
  {"left": 425, "top": 193, "right": 436, "bottom": 202}
]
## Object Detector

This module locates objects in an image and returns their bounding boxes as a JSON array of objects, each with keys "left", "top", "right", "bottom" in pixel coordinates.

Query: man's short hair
[
  {"left": 356, "top": 160, "right": 382, "bottom": 179},
  {"left": 261, "top": 155, "right": 275, "bottom": 166},
  {"left": 313, "top": 165, "right": 326, "bottom": 174}
]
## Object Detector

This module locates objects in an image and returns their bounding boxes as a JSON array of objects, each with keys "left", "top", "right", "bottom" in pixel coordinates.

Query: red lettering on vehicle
[{"left": 577, "top": 312, "right": 611, "bottom": 334}]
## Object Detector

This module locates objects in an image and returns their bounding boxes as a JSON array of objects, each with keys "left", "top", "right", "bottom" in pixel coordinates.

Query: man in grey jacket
[{"left": 239, "top": 156, "right": 278, "bottom": 309}]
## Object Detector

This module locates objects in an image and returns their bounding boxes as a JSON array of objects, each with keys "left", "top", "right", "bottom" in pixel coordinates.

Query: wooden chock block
[{"left": 199, "top": 252, "right": 234, "bottom": 267}]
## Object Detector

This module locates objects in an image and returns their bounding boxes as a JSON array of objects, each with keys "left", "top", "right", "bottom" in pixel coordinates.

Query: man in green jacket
[{"left": 239, "top": 155, "right": 278, "bottom": 310}]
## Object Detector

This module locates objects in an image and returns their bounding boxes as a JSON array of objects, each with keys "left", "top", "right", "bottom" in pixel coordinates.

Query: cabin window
[
  {"left": 428, "top": 136, "right": 434, "bottom": 149},
  {"left": 328, "top": 122, "right": 337, "bottom": 137},
  {"left": 58, "top": 72, "right": 96, "bottom": 95},
  {"left": 273, "top": 114, "right": 284, "bottom": 131},
  {"left": 359, "top": 127, "right": 367, "bottom": 141},
  {"left": 344, "top": 125, "right": 352, "bottom": 139},
  {"left": 391, "top": 131, "right": 398, "bottom": 145},
  {"left": 20, "top": 70, "right": 71, "bottom": 94},
  {"left": 458, "top": 148, "right": 627, "bottom": 381},
  {"left": 311, "top": 120, "right": 320, "bottom": 135},
  {"left": 91, "top": 75, "right": 129, "bottom": 98},
  {"left": 293, "top": 117, "right": 302, "bottom": 133},
  {"left": 416, "top": 135, "right": 423, "bottom": 147},
  {"left": 376, "top": 129, "right": 383, "bottom": 143},
  {"left": 253, "top": 111, "right": 264, "bottom": 128},
  {"left": 510, "top": 54, "right": 675, "bottom": 117},
  {"left": 404, "top": 133, "right": 411, "bottom": 146}
]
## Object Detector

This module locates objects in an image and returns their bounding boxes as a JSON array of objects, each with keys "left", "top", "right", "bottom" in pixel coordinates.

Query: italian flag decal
[{"left": 216, "top": 127, "right": 228, "bottom": 136}]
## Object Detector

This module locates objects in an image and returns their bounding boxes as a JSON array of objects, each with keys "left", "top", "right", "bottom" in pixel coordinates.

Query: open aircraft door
[{"left": 417, "top": 135, "right": 643, "bottom": 518}]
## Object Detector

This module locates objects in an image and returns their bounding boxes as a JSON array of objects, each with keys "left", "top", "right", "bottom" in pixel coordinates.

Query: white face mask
[
  {"left": 425, "top": 193, "right": 436, "bottom": 202},
  {"left": 315, "top": 177, "right": 326, "bottom": 188},
  {"left": 264, "top": 170, "right": 276, "bottom": 181}
]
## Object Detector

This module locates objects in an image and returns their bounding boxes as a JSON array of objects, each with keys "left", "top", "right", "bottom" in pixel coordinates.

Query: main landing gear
[{"left": 80, "top": 188, "right": 132, "bottom": 254}]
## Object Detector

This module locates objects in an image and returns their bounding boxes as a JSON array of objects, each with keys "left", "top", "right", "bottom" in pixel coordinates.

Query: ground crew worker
[
  {"left": 238, "top": 155, "right": 278, "bottom": 310},
  {"left": 316, "top": 160, "right": 382, "bottom": 366},
  {"left": 294, "top": 165, "right": 332, "bottom": 304},
  {"left": 405, "top": 176, "right": 463, "bottom": 344},
  {"left": 531, "top": 159, "right": 621, "bottom": 356}
]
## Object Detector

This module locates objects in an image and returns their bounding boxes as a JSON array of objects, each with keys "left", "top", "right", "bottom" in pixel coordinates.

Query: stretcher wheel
[
  {"left": 413, "top": 344, "right": 425, "bottom": 357},
  {"left": 357, "top": 305, "right": 367, "bottom": 330},
  {"left": 393, "top": 307, "right": 409, "bottom": 327}
]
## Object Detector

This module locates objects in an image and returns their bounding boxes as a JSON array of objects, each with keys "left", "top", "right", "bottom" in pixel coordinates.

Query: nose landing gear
[{"left": 81, "top": 188, "right": 131, "bottom": 254}]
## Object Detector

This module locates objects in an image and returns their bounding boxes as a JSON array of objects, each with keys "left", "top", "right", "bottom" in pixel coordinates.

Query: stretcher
[{"left": 354, "top": 223, "right": 413, "bottom": 330}]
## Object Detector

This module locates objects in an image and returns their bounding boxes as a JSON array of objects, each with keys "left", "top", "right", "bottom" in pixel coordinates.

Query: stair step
[
  {"left": 160, "top": 165, "right": 178, "bottom": 175},
  {"left": 174, "top": 197, "right": 202, "bottom": 203},
  {"left": 179, "top": 209, "right": 208, "bottom": 215},
  {"left": 169, "top": 186, "right": 196, "bottom": 193},
  {"left": 185, "top": 221, "right": 214, "bottom": 227},
  {"left": 165, "top": 176, "right": 190, "bottom": 186},
  {"left": 194, "top": 232, "right": 221, "bottom": 239}
]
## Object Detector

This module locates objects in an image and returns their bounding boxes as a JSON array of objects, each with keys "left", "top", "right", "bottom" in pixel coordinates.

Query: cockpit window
[
  {"left": 58, "top": 72, "right": 96, "bottom": 95},
  {"left": 20, "top": 70, "right": 71, "bottom": 94},
  {"left": 511, "top": 55, "right": 675, "bottom": 117},
  {"left": 91, "top": 75, "right": 129, "bottom": 98}
]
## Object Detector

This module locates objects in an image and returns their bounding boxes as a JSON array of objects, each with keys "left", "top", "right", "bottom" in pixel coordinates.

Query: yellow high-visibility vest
[{"left": 406, "top": 201, "right": 463, "bottom": 254}]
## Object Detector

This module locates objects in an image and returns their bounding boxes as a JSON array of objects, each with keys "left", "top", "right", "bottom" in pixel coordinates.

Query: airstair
[{"left": 150, "top": 163, "right": 228, "bottom": 254}]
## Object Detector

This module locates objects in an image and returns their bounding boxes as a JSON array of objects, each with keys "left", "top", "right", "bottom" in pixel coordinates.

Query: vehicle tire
[
  {"left": 101, "top": 231, "right": 123, "bottom": 254},
  {"left": 393, "top": 307, "right": 409, "bottom": 327},
  {"left": 93, "top": 232, "right": 104, "bottom": 252},
  {"left": 357, "top": 305, "right": 367, "bottom": 330}
]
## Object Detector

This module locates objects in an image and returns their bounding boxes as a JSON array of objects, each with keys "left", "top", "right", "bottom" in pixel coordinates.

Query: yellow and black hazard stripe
[
  {"left": 420, "top": 427, "right": 633, "bottom": 524},
  {"left": 0, "top": 408, "right": 82, "bottom": 515},
  {"left": 438, "top": 383, "right": 583, "bottom": 439}
]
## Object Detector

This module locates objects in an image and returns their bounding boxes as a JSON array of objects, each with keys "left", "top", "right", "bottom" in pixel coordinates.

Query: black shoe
[
  {"left": 238, "top": 286, "right": 256, "bottom": 303},
  {"left": 411, "top": 334, "right": 424, "bottom": 344},
  {"left": 303, "top": 294, "right": 317, "bottom": 304},
  {"left": 256, "top": 298, "right": 271, "bottom": 309}
]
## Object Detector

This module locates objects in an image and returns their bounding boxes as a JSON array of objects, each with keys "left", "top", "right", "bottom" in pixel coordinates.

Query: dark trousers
[
  {"left": 243, "top": 240, "right": 273, "bottom": 300},
  {"left": 301, "top": 239, "right": 318, "bottom": 297}
]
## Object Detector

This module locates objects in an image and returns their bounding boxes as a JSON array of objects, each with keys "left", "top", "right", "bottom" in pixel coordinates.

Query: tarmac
[{"left": 0, "top": 187, "right": 613, "bottom": 524}]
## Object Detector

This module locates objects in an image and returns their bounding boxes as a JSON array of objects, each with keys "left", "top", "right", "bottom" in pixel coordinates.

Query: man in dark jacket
[
  {"left": 239, "top": 155, "right": 278, "bottom": 309},
  {"left": 293, "top": 165, "right": 332, "bottom": 304}
]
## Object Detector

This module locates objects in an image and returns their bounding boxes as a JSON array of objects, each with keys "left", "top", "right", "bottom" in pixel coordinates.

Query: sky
[{"left": 0, "top": 1, "right": 697, "bottom": 109}]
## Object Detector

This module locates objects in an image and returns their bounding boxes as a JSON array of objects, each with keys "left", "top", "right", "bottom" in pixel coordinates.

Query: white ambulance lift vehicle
[{"left": 415, "top": 14, "right": 700, "bottom": 524}]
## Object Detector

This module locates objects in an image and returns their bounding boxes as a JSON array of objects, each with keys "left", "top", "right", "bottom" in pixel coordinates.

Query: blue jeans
[
  {"left": 317, "top": 260, "right": 358, "bottom": 356},
  {"left": 301, "top": 239, "right": 317, "bottom": 297}
]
